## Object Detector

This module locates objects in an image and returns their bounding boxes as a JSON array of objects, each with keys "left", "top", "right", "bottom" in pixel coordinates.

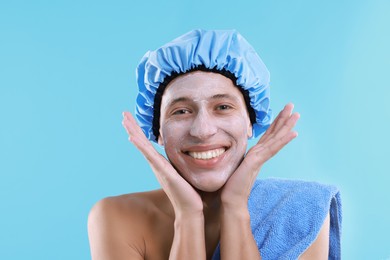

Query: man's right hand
[
  {"left": 122, "top": 112, "right": 207, "bottom": 259},
  {"left": 122, "top": 111, "right": 204, "bottom": 216}
]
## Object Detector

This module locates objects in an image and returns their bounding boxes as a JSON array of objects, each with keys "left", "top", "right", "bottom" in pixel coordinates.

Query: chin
[
  {"left": 195, "top": 184, "right": 223, "bottom": 193},
  {"left": 189, "top": 174, "right": 231, "bottom": 193}
]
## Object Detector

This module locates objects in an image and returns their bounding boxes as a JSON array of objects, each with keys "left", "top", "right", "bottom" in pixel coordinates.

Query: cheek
[
  {"left": 218, "top": 114, "right": 251, "bottom": 139},
  {"left": 161, "top": 120, "right": 190, "bottom": 147}
]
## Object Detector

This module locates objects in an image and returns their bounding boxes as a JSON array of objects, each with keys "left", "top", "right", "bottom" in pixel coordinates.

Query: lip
[
  {"left": 182, "top": 144, "right": 229, "bottom": 153},
  {"left": 187, "top": 148, "right": 225, "bottom": 160},
  {"left": 182, "top": 145, "right": 229, "bottom": 169}
]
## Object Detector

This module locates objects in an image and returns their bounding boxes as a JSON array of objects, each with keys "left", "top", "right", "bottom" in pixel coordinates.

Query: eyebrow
[
  {"left": 166, "top": 93, "right": 240, "bottom": 108},
  {"left": 211, "top": 93, "right": 239, "bottom": 101},
  {"left": 167, "top": 97, "right": 193, "bottom": 108}
]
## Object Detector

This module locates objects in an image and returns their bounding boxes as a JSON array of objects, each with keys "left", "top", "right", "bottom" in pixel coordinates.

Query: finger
[
  {"left": 122, "top": 113, "right": 149, "bottom": 149},
  {"left": 121, "top": 112, "right": 199, "bottom": 208},
  {"left": 269, "top": 103, "right": 294, "bottom": 133},
  {"left": 249, "top": 112, "right": 299, "bottom": 163},
  {"left": 122, "top": 114, "right": 156, "bottom": 159},
  {"left": 250, "top": 130, "right": 298, "bottom": 165},
  {"left": 122, "top": 112, "right": 165, "bottom": 167},
  {"left": 122, "top": 111, "right": 145, "bottom": 138},
  {"left": 232, "top": 109, "right": 299, "bottom": 195},
  {"left": 229, "top": 130, "right": 298, "bottom": 197},
  {"left": 258, "top": 103, "right": 294, "bottom": 143},
  {"left": 272, "top": 112, "right": 300, "bottom": 141},
  {"left": 235, "top": 129, "right": 298, "bottom": 186}
]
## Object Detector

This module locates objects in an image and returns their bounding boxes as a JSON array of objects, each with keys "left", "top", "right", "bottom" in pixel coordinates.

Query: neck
[
  {"left": 198, "top": 189, "right": 222, "bottom": 221},
  {"left": 198, "top": 189, "right": 222, "bottom": 257}
]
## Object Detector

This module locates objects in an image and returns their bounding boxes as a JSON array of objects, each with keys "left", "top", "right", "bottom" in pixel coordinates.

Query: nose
[{"left": 189, "top": 109, "right": 217, "bottom": 139}]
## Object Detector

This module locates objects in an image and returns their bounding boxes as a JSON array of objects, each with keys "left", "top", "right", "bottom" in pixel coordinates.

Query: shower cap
[{"left": 135, "top": 29, "right": 272, "bottom": 142}]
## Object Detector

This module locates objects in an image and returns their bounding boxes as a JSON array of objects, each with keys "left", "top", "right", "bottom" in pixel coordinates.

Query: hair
[{"left": 152, "top": 64, "right": 256, "bottom": 141}]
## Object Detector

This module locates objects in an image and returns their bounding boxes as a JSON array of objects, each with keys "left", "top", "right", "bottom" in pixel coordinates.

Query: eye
[
  {"left": 172, "top": 108, "right": 191, "bottom": 115},
  {"left": 216, "top": 104, "right": 232, "bottom": 111}
]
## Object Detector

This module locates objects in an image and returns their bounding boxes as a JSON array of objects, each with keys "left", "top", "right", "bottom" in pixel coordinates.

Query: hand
[
  {"left": 122, "top": 112, "right": 204, "bottom": 216},
  {"left": 220, "top": 103, "right": 300, "bottom": 209}
]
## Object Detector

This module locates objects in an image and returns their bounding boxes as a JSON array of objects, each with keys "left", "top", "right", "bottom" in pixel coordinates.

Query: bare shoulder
[
  {"left": 299, "top": 212, "right": 330, "bottom": 260},
  {"left": 88, "top": 189, "right": 173, "bottom": 260},
  {"left": 89, "top": 189, "right": 169, "bottom": 220}
]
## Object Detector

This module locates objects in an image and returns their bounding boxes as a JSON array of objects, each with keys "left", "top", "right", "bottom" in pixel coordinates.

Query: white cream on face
[{"left": 158, "top": 71, "right": 252, "bottom": 192}]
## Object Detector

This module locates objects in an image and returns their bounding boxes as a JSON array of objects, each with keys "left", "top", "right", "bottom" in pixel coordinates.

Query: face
[{"left": 158, "top": 71, "right": 252, "bottom": 192}]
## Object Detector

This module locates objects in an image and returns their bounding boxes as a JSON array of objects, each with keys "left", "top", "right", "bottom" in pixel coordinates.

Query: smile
[{"left": 187, "top": 148, "right": 226, "bottom": 160}]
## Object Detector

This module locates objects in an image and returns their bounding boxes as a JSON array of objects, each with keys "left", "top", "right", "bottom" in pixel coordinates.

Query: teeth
[{"left": 188, "top": 148, "right": 226, "bottom": 160}]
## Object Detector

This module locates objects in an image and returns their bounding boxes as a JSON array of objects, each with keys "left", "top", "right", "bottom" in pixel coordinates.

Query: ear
[
  {"left": 157, "top": 133, "right": 164, "bottom": 146},
  {"left": 247, "top": 124, "right": 253, "bottom": 138},
  {"left": 246, "top": 118, "right": 253, "bottom": 138}
]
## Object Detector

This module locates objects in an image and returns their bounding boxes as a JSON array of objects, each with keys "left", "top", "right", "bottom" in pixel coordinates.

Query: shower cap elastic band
[{"left": 135, "top": 29, "right": 272, "bottom": 142}]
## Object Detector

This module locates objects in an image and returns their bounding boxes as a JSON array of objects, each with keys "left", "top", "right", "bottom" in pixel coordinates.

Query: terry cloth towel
[{"left": 212, "top": 178, "right": 342, "bottom": 259}]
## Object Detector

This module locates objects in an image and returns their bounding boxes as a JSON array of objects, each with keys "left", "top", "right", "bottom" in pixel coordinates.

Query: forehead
[{"left": 161, "top": 71, "right": 243, "bottom": 102}]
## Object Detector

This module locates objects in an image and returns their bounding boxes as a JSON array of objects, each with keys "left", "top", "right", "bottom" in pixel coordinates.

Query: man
[{"left": 88, "top": 29, "right": 341, "bottom": 259}]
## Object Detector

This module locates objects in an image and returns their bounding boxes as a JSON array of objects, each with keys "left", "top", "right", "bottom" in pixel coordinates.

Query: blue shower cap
[{"left": 136, "top": 29, "right": 272, "bottom": 142}]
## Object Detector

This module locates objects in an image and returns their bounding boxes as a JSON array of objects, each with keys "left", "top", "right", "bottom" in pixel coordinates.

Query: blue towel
[{"left": 212, "top": 178, "right": 342, "bottom": 259}]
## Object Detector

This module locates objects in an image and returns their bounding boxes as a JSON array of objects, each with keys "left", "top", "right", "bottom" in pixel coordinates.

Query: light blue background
[{"left": 1, "top": 0, "right": 389, "bottom": 259}]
